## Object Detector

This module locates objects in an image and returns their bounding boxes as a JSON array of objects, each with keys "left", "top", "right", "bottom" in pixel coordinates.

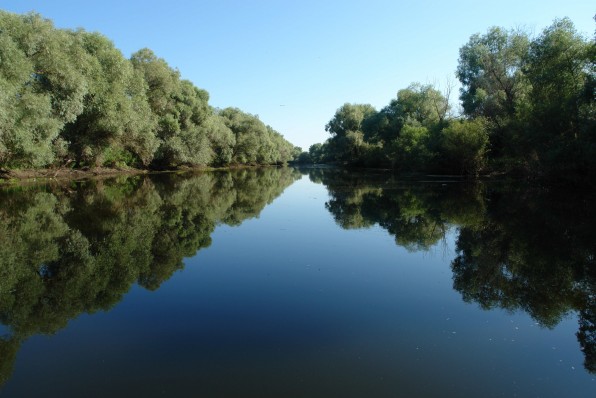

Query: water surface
[{"left": 0, "top": 168, "right": 594, "bottom": 397}]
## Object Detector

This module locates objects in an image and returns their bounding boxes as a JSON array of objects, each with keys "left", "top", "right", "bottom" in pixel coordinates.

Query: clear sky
[{"left": 2, "top": 1, "right": 594, "bottom": 150}]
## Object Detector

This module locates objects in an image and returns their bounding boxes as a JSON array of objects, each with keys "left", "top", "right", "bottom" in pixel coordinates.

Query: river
[{"left": 0, "top": 167, "right": 594, "bottom": 397}]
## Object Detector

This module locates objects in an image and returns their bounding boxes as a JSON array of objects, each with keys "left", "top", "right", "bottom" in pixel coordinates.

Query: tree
[
  {"left": 525, "top": 19, "right": 591, "bottom": 135},
  {"left": 325, "top": 103, "right": 377, "bottom": 138},
  {"left": 522, "top": 18, "right": 595, "bottom": 178},
  {"left": 440, "top": 119, "right": 489, "bottom": 176},
  {"left": 131, "top": 49, "right": 212, "bottom": 167},
  {"left": 361, "top": 83, "right": 449, "bottom": 156},
  {"left": 0, "top": 12, "right": 81, "bottom": 167},
  {"left": 394, "top": 83, "right": 450, "bottom": 129},
  {"left": 0, "top": 11, "right": 298, "bottom": 171},
  {"left": 388, "top": 124, "right": 432, "bottom": 171},
  {"left": 219, "top": 107, "right": 266, "bottom": 164},
  {"left": 203, "top": 114, "right": 235, "bottom": 166},
  {"left": 62, "top": 33, "right": 160, "bottom": 167},
  {"left": 457, "top": 27, "right": 530, "bottom": 123},
  {"left": 456, "top": 27, "right": 530, "bottom": 163},
  {"left": 308, "top": 143, "right": 325, "bottom": 163},
  {"left": 325, "top": 103, "right": 376, "bottom": 163}
]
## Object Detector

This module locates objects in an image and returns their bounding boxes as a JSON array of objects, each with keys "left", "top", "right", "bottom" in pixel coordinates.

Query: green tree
[
  {"left": 457, "top": 27, "right": 530, "bottom": 123},
  {"left": 131, "top": 49, "right": 212, "bottom": 167},
  {"left": 457, "top": 27, "right": 530, "bottom": 161},
  {"left": 394, "top": 83, "right": 450, "bottom": 129},
  {"left": 440, "top": 119, "right": 489, "bottom": 176},
  {"left": 202, "top": 113, "right": 235, "bottom": 166},
  {"left": 325, "top": 103, "right": 377, "bottom": 163},
  {"left": 0, "top": 12, "right": 82, "bottom": 167},
  {"left": 388, "top": 124, "right": 432, "bottom": 171},
  {"left": 218, "top": 107, "right": 263, "bottom": 164},
  {"left": 523, "top": 18, "right": 595, "bottom": 178},
  {"left": 64, "top": 33, "right": 158, "bottom": 167},
  {"left": 308, "top": 143, "right": 325, "bottom": 163}
]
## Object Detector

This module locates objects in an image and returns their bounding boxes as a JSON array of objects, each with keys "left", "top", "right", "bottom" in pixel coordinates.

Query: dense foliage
[
  {"left": 301, "top": 18, "right": 595, "bottom": 182},
  {"left": 0, "top": 11, "right": 299, "bottom": 170},
  {"left": 0, "top": 167, "right": 301, "bottom": 385},
  {"left": 301, "top": 167, "right": 596, "bottom": 373}
]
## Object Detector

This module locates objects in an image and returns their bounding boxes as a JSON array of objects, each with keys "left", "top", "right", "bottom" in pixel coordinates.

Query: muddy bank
[
  {"left": 0, "top": 164, "right": 281, "bottom": 184},
  {"left": 0, "top": 167, "right": 157, "bottom": 184}
]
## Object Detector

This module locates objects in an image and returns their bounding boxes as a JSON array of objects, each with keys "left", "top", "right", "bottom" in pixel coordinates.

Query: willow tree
[
  {"left": 523, "top": 18, "right": 595, "bottom": 178},
  {"left": 324, "top": 103, "right": 377, "bottom": 163},
  {"left": 0, "top": 12, "right": 83, "bottom": 167},
  {"left": 131, "top": 48, "right": 211, "bottom": 167},
  {"left": 457, "top": 27, "right": 530, "bottom": 161},
  {"left": 63, "top": 33, "right": 158, "bottom": 167}
]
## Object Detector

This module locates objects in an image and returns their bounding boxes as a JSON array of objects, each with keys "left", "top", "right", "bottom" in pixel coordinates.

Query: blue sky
[{"left": 2, "top": 1, "right": 594, "bottom": 150}]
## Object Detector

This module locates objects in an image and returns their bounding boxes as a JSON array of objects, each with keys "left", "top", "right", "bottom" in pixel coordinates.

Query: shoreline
[
  {"left": 0, "top": 167, "right": 157, "bottom": 184},
  {"left": 0, "top": 164, "right": 282, "bottom": 185}
]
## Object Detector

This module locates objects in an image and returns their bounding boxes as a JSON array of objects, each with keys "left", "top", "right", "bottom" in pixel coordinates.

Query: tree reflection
[
  {"left": 314, "top": 168, "right": 485, "bottom": 251},
  {"left": 451, "top": 189, "right": 596, "bottom": 373},
  {"left": 312, "top": 168, "right": 596, "bottom": 373},
  {"left": 0, "top": 167, "right": 300, "bottom": 385}
]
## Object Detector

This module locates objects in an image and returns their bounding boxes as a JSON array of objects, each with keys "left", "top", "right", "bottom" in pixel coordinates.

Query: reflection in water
[
  {"left": 451, "top": 189, "right": 596, "bottom": 374},
  {"left": 304, "top": 167, "right": 596, "bottom": 374},
  {"left": 0, "top": 167, "right": 301, "bottom": 385},
  {"left": 1, "top": 167, "right": 595, "bottom": 392}
]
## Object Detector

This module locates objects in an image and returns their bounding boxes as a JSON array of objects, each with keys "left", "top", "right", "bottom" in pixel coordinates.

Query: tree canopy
[
  {"left": 0, "top": 11, "right": 297, "bottom": 170},
  {"left": 302, "top": 17, "right": 595, "bottom": 183}
]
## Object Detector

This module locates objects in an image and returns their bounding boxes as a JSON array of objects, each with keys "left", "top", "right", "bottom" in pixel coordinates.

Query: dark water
[{"left": 0, "top": 167, "right": 594, "bottom": 397}]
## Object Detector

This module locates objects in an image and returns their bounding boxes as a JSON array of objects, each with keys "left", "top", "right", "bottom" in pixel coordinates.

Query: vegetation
[
  {"left": 301, "top": 167, "right": 596, "bottom": 373},
  {"left": 0, "top": 11, "right": 300, "bottom": 171},
  {"left": 300, "top": 18, "right": 595, "bottom": 182}
]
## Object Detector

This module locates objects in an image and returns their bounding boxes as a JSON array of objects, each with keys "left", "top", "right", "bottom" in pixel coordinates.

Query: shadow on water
[
  {"left": 0, "top": 167, "right": 301, "bottom": 386},
  {"left": 300, "top": 166, "right": 596, "bottom": 374}
]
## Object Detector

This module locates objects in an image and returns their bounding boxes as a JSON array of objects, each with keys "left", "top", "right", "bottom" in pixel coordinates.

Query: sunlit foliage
[
  {"left": 0, "top": 11, "right": 296, "bottom": 170},
  {"left": 309, "top": 17, "right": 594, "bottom": 182}
]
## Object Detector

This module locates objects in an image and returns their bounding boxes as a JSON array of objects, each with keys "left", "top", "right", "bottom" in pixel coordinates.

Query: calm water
[{"left": 0, "top": 167, "right": 594, "bottom": 397}]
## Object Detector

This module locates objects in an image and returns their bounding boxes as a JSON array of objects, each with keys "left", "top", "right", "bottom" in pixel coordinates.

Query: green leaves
[
  {"left": 217, "top": 107, "right": 295, "bottom": 165},
  {"left": 455, "top": 19, "right": 595, "bottom": 179},
  {"left": 440, "top": 119, "right": 489, "bottom": 176},
  {"left": 325, "top": 103, "right": 377, "bottom": 138},
  {"left": 313, "top": 17, "right": 594, "bottom": 181},
  {"left": 457, "top": 27, "right": 530, "bottom": 122},
  {"left": 0, "top": 11, "right": 295, "bottom": 170}
]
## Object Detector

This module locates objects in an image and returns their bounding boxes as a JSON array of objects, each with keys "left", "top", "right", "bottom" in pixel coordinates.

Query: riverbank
[
  {"left": 0, "top": 164, "right": 288, "bottom": 185},
  {"left": 0, "top": 167, "right": 152, "bottom": 184}
]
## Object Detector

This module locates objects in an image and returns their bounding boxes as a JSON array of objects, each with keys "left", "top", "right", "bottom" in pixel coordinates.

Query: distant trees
[
  {"left": 323, "top": 103, "right": 377, "bottom": 165},
  {"left": 308, "top": 83, "right": 456, "bottom": 172},
  {"left": 217, "top": 107, "right": 296, "bottom": 165},
  {"left": 0, "top": 11, "right": 296, "bottom": 170},
  {"left": 306, "top": 17, "right": 595, "bottom": 182}
]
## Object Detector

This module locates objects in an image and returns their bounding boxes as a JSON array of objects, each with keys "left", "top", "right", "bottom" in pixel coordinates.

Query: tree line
[
  {"left": 299, "top": 18, "right": 595, "bottom": 182},
  {"left": 0, "top": 11, "right": 300, "bottom": 170}
]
